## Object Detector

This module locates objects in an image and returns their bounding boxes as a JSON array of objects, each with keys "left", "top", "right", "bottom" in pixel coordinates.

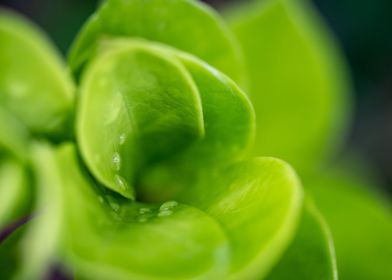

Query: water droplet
[
  {"left": 112, "top": 152, "right": 121, "bottom": 171},
  {"left": 138, "top": 216, "right": 148, "bottom": 223},
  {"left": 119, "top": 133, "right": 126, "bottom": 145},
  {"left": 114, "top": 175, "right": 126, "bottom": 191},
  {"left": 98, "top": 196, "right": 104, "bottom": 203},
  {"left": 106, "top": 196, "right": 120, "bottom": 212},
  {"left": 139, "top": 207, "right": 151, "bottom": 214},
  {"left": 159, "top": 201, "right": 178, "bottom": 211},
  {"left": 158, "top": 210, "right": 173, "bottom": 217}
]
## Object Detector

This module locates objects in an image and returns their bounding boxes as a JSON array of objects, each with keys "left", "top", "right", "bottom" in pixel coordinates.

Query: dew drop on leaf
[
  {"left": 114, "top": 174, "right": 126, "bottom": 191},
  {"left": 119, "top": 133, "right": 126, "bottom": 145},
  {"left": 158, "top": 210, "right": 173, "bottom": 217},
  {"left": 159, "top": 201, "right": 178, "bottom": 211},
  {"left": 139, "top": 207, "right": 151, "bottom": 214},
  {"left": 106, "top": 196, "right": 120, "bottom": 212},
  {"left": 112, "top": 152, "right": 121, "bottom": 171}
]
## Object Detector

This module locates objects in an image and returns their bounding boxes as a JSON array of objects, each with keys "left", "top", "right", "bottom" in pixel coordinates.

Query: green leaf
[
  {"left": 0, "top": 106, "right": 29, "bottom": 161},
  {"left": 68, "top": 0, "right": 245, "bottom": 86},
  {"left": 77, "top": 43, "right": 204, "bottom": 199},
  {"left": 181, "top": 157, "right": 303, "bottom": 279},
  {"left": 123, "top": 40, "right": 255, "bottom": 201},
  {"left": 0, "top": 8, "right": 74, "bottom": 139},
  {"left": 266, "top": 201, "right": 337, "bottom": 280},
  {"left": 172, "top": 50, "right": 254, "bottom": 166},
  {"left": 0, "top": 159, "right": 29, "bottom": 229},
  {"left": 226, "top": 0, "right": 352, "bottom": 170},
  {"left": 305, "top": 168, "right": 392, "bottom": 280},
  {"left": 48, "top": 144, "right": 230, "bottom": 280},
  {"left": 17, "top": 143, "right": 65, "bottom": 279},
  {"left": 0, "top": 222, "right": 29, "bottom": 279},
  {"left": 77, "top": 39, "right": 254, "bottom": 201}
]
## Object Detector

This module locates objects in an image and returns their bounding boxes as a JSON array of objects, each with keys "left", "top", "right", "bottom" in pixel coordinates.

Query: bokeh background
[{"left": 1, "top": 0, "right": 391, "bottom": 194}]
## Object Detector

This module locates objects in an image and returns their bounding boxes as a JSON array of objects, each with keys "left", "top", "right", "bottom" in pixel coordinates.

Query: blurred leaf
[
  {"left": 18, "top": 143, "right": 65, "bottom": 279},
  {"left": 0, "top": 106, "right": 29, "bottom": 161},
  {"left": 0, "top": 222, "right": 28, "bottom": 280},
  {"left": 0, "top": 159, "right": 29, "bottom": 229},
  {"left": 226, "top": 0, "right": 352, "bottom": 170},
  {"left": 306, "top": 168, "right": 392, "bottom": 280},
  {"left": 266, "top": 201, "right": 337, "bottom": 280},
  {"left": 69, "top": 0, "right": 245, "bottom": 86},
  {"left": 0, "top": 9, "right": 74, "bottom": 139}
]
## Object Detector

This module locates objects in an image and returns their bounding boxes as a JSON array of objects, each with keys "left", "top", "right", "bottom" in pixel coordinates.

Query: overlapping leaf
[
  {"left": 0, "top": 1, "right": 364, "bottom": 280},
  {"left": 69, "top": 0, "right": 246, "bottom": 86},
  {"left": 266, "top": 201, "right": 337, "bottom": 280},
  {"left": 0, "top": 9, "right": 74, "bottom": 139},
  {"left": 226, "top": 0, "right": 352, "bottom": 171},
  {"left": 0, "top": 9, "right": 74, "bottom": 279},
  {"left": 306, "top": 167, "right": 392, "bottom": 280}
]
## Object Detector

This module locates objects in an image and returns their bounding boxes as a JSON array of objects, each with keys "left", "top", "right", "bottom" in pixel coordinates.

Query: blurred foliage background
[{"left": 1, "top": 0, "right": 391, "bottom": 195}]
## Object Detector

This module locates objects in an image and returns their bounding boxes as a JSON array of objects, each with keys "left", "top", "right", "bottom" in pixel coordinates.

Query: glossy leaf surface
[
  {"left": 226, "top": 0, "right": 351, "bottom": 170},
  {"left": 0, "top": 9, "right": 74, "bottom": 138},
  {"left": 77, "top": 43, "right": 204, "bottom": 199},
  {"left": 56, "top": 144, "right": 230, "bottom": 280},
  {"left": 181, "top": 157, "right": 303, "bottom": 279},
  {"left": 266, "top": 201, "right": 337, "bottom": 280},
  {"left": 78, "top": 39, "right": 254, "bottom": 201},
  {"left": 69, "top": 0, "right": 245, "bottom": 85}
]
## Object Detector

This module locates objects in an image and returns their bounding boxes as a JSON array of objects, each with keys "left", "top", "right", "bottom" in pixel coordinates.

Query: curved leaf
[
  {"left": 0, "top": 106, "right": 29, "bottom": 161},
  {"left": 18, "top": 143, "right": 65, "bottom": 279},
  {"left": 226, "top": 0, "right": 352, "bottom": 170},
  {"left": 266, "top": 200, "right": 337, "bottom": 280},
  {"left": 0, "top": 159, "right": 29, "bottom": 229},
  {"left": 68, "top": 0, "right": 245, "bottom": 86},
  {"left": 54, "top": 144, "right": 230, "bottom": 280},
  {"left": 306, "top": 168, "right": 392, "bottom": 280},
  {"left": 181, "top": 157, "right": 303, "bottom": 279},
  {"left": 0, "top": 222, "right": 29, "bottom": 279},
  {"left": 78, "top": 39, "right": 254, "bottom": 201},
  {"left": 129, "top": 41, "right": 255, "bottom": 201},
  {"left": 0, "top": 9, "right": 74, "bottom": 139},
  {"left": 77, "top": 43, "right": 204, "bottom": 199}
]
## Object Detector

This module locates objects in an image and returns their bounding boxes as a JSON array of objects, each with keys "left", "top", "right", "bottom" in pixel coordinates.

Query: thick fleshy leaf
[
  {"left": 306, "top": 168, "right": 392, "bottom": 280},
  {"left": 68, "top": 0, "right": 245, "bottom": 86},
  {"left": 266, "top": 201, "right": 337, "bottom": 280},
  {"left": 226, "top": 0, "right": 352, "bottom": 170},
  {"left": 52, "top": 144, "right": 230, "bottom": 280},
  {"left": 0, "top": 106, "right": 29, "bottom": 161},
  {"left": 0, "top": 9, "right": 74, "bottom": 139},
  {"left": 17, "top": 143, "right": 65, "bottom": 280},
  {"left": 125, "top": 41, "right": 255, "bottom": 201},
  {"left": 180, "top": 157, "right": 303, "bottom": 279},
  {"left": 0, "top": 159, "right": 29, "bottom": 229},
  {"left": 77, "top": 43, "right": 204, "bottom": 199},
  {"left": 0, "top": 222, "right": 29, "bottom": 279}
]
